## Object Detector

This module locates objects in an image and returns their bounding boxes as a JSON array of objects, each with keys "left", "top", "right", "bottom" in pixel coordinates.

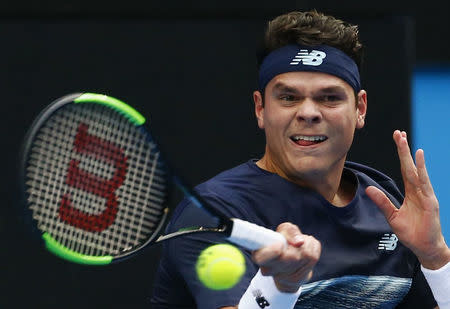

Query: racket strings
[{"left": 26, "top": 103, "right": 168, "bottom": 257}]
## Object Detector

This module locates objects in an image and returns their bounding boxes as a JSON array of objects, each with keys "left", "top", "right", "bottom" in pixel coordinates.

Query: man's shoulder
[
  {"left": 204, "top": 159, "right": 260, "bottom": 180},
  {"left": 168, "top": 160, "right": 266, "bottom": 227},
  {"left": 345, "top": 161, "right": 394, "bottom": 184},
  {"left": 196, "top": 159, "right": 269, "bottom": 193},
  {"left": 345, "top": 161, "right": 404, "bottom": 205}
]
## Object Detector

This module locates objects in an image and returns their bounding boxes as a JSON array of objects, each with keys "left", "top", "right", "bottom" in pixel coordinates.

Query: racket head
[{"left": 20, "top": 93, "right": 170, "bottom": 265}]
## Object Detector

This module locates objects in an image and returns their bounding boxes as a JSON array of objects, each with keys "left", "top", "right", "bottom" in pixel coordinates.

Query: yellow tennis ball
[{"left": 196, "top": 244, "right": 246, "bottom": 290}]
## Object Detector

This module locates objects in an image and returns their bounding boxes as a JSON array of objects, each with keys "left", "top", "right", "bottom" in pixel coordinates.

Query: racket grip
[{"left": 227, "top": 218, "right": 287, "bottom": 251}]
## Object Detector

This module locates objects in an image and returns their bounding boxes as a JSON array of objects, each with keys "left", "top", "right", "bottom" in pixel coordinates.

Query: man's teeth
[{"left": 292, "top": 135, "right": 327, "bottom": 142}]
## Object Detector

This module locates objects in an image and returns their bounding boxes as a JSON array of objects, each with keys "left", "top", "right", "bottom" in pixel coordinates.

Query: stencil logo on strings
[{"left": 290, "top": 49, "right": 326, "bottom": 66}]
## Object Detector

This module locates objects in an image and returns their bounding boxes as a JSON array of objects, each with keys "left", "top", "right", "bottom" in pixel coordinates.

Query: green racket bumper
[
  {"left": 74, "top": 93, "right": 146, "bottom": 125},
  {"left": 43, "top": 233, "right": 113, "bottom": 265}
]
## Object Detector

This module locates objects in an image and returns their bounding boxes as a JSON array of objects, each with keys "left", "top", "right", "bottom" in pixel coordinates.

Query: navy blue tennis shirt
[{"left": 150, "top": 160, "right": 436, "bottom": 308}]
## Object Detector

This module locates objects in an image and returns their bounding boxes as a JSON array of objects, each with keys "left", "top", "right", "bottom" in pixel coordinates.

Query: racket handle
[{"left": 227, "top": 218, "right": 287, "bottom": 251}]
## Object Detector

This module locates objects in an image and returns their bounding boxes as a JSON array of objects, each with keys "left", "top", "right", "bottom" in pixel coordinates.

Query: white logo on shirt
[
  {"left": 378, "top": 233, "right": 398, "bottom": 251},
  {"left": 290, "top": 49, "right": 326, "bottom": 66}
]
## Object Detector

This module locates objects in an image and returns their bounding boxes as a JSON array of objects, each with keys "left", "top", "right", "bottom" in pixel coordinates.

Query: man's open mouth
[{"left": 290, "top": 135, "right": 328, "bottom": 146}]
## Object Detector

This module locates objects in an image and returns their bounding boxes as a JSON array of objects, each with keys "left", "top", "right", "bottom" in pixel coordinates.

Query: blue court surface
[{"left": 412, "top": 67, "right": 450, "bottom": 241}]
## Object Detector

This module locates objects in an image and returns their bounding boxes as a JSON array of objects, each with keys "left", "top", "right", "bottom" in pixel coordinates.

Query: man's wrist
[
  {"left": 274, "top": 279, "right": 302, "bottom": 294},
  {"left": 238, "top": 269, "right": 301, "bottom": 309},
  {"left": 421, "top": 260, "right": 450, "bottom": 308},
  {"left": 419, "top": 247, "right": 450, "bottom": 270}
]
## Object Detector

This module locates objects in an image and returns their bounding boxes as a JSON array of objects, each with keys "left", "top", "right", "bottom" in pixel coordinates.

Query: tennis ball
[{"left": 196, "top": 244, "right": 246, "bottom": 290}]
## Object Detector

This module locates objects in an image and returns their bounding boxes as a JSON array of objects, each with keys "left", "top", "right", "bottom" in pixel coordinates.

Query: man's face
[{"left": 254, "top": 71, "right": 367, "bottom": 183}]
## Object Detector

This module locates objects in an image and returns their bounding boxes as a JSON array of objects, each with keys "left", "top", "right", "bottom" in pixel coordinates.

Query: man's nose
[{"left": 295, "top": 99, "right": 322, "bottom": 124}]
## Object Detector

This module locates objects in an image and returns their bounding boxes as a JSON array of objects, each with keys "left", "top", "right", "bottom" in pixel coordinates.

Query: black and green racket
[{"left": 20, "top": 93, "right": 286, "bottom": 265}]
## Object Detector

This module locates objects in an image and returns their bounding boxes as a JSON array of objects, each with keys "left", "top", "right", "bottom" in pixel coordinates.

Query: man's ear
[
  {"left": 254, "top": 90, "right": 265, "bottom": 129},
  {"left": 356, "top": 90, "right": 367, "bottom": 129}
]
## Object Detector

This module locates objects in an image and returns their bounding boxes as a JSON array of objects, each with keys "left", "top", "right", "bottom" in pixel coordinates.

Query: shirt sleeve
[{"left": 395, "top": 262, "right": 437, "bottom": 309}]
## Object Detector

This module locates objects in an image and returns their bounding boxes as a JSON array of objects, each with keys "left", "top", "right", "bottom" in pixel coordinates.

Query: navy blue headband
[{"left": 258, "top": 44, "right": 361, "bottom": 93}]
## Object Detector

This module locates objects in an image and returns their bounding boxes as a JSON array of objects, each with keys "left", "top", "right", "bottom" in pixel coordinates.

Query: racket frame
[{"left": 20, "top": 92, "right": 235, "bottom": 265}]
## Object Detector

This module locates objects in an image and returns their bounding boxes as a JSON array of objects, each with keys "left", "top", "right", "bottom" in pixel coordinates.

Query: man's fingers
[
  {"left": 253, "top": 223, "right": 321, "bottom": 279},
  {"left": 259, "top": 237, "right": 318, "bottom": 277},
  {"left": 415, "top": 149, "right": 435, "bottom": 197},
  {"left": 366, "top": 186, "right": 398, "bottom": 222},
  {"left": 253, "top": 241, "right": 285, "bottom": 267},
  {"left": 394, "top": 130, "right": 418, "bottom": 188},
  {"left": 277, "top": 222, "right": 305, "bottom": 247},
  {"left": 253, "top": 222, "right": 305, "bottom": 266}
]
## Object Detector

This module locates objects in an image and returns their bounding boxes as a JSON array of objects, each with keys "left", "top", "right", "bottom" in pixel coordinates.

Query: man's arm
[
  {"left": 251, "top": 223, "right": 321, "bottom": 293},
  {"left": 220, "top": 223, "right": 321, "bottom": 309},
  {"left": 366, "top": 130, "right": 450, "bottom": 307}
]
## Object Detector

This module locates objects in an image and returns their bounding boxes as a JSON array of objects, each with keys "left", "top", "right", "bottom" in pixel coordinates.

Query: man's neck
[{"left": 256, "top": 156, "right": 356, "bottom": 207}]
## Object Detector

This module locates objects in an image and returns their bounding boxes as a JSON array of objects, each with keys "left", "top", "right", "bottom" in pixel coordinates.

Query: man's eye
[
  {"left": 319, "top": 95, "right": 341, "bottom": 102},
  {"left": 280, "top": 95, "right": 295, "bottom": 101},
  {"left": 325, "top": 95, "right": 338, "bottom": 101}
]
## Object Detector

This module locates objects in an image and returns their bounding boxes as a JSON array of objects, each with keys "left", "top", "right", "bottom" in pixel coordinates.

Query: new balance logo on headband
[
  {"left": 259, "top": 44, "right": 360, "bottom": 92},
  {"left": 290, "top": 49, "right": 326, "bottom": 66}
]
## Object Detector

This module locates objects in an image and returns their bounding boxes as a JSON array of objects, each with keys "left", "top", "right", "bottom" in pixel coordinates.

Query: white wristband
[
  {"left": 421, "top": 261, "right": 450, "bottom": 309},
  {"left": 238, "top": 269, "right": 302, "bottom": 309}
]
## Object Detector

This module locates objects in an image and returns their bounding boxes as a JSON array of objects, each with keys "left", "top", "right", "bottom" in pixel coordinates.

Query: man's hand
[
  {"left": 251, "top": 222, "right": 321, "bottom": 293},
  {"left": 366, "top": 130, "right": 450, "bottom": 269}
]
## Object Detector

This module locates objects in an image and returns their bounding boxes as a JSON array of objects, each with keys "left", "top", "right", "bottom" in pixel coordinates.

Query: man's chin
[{"left": 287, "top": 157, "right": 335, "bottom": 178}]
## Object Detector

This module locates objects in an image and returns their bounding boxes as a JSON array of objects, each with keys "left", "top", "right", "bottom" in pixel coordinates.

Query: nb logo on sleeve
[
  {"left": 378, "top": 233, "right": 398, "bottom": 251},
  {"left": 290, "top": 49, "right": 326, "bottom": 66},
  {"left": 252, "top": 289, "right": 270, "bottom": 308}
]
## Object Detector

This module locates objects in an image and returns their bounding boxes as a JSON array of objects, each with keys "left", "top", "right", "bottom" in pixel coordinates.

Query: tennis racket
[{"left": 20, "top": 93, "right": 286, "bottom": 265}]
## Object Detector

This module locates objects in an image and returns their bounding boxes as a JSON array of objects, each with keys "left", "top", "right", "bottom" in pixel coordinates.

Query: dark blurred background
[{"left": 1, "top": 1, "right": 449, "bottom": 308}]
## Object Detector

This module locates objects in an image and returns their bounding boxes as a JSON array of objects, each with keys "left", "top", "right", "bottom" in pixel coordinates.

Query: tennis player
[{"left": 150, "top": 10, "right": 450, "bottom": 308}]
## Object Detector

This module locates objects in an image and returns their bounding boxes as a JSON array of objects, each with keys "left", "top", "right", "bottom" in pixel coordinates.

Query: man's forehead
[{"left": 269, "top": 72, "right": 352, "bottom": 92}]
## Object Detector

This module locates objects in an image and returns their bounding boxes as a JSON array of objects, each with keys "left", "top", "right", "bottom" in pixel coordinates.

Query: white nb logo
[
  {"left": 290, "top": 49, "right": 326, "bottom": 66},
  {"left": 378, "top": 233, "right": 398, "bottom": 251}
]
